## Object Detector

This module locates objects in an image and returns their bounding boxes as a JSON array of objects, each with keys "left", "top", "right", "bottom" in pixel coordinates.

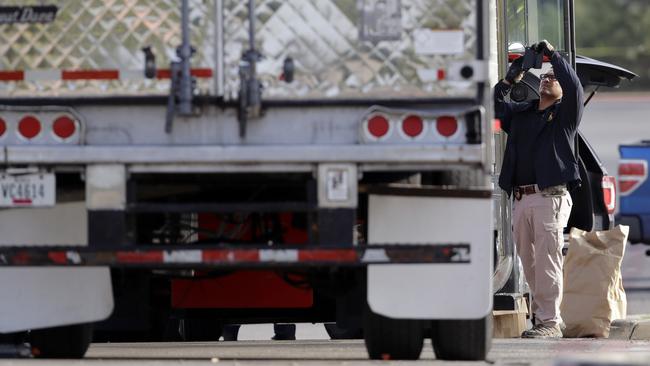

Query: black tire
[
  {"left": 180, "top": 318, "right": 223, "bottom": 341},
  {"left": 363, "top": 307, "right": 424, "bottom": 360},
  {"left": 324, "top": 323, "right": 363, "bottom": 340},
  {"left": 431, "top": 315, "right": 492, "bottom": 361},
  {"left": 30, "top": 323, "right": 93, "bottom": 359}
]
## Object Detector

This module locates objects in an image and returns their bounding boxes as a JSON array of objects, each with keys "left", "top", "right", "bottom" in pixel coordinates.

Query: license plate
[{"left": 0, "top": 173, "right": 56, "bottom": 207}]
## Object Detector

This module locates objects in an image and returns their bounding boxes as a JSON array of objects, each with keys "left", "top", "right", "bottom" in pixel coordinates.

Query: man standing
[{"left": 495, "top": 40, "right": 584, "bottom": 338}]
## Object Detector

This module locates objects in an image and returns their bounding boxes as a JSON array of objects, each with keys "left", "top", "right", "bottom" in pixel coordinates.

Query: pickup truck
[{"left": 617, "top": 142, "right": 650, "bottom": 244}]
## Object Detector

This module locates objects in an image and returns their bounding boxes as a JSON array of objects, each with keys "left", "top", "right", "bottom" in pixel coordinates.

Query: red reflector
[
  {"left": 402, "top": 115, "right": 424, "bottom": 138},
  {"left": 0, "top": 118, "right": 6, "bottom": 137},
  {"left": 618, "top": 160, "right": 648, "bottom": 196},
  {"left": 52, "top": 116, "right": 76, "bottom": 139},
  {"left": 619, "top": 180, "right": 638, "bottom": 194},
  {"left": 436, "top": 116, "right": 458, "bottom": 137},
  {"left": 367, "top": 115, "right": 390, "bottom": 138},
  {"left": 619, "top": 162, "right": 646, "bottom": 176},
  {"left": 18, "top": 116, "right": 41, "bottom": 139}
]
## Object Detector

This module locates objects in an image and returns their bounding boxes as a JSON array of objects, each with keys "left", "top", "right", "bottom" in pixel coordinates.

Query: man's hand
[
  {"left": 505, "top": 56, "right": 525, "bottom": 85},
  {"left": 534, "top": 40, "right": 555, "bottom": 57}
]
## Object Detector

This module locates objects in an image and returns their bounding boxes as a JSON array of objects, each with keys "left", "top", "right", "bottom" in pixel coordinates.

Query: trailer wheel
[
  {"left": 180, "top": 318, "right": 223, "bottom": 341},
  {"left": 431, "top": 315, "right": 492, "bottom": 361},
  {"left": 324, "top": 323, "right": 363, "bottom": 340},
  {"left": 30, "top": 323, "right": 93, "bottom": 359},
  {"left": 363, "top": 307, "right": 424, "bottom": 360}
]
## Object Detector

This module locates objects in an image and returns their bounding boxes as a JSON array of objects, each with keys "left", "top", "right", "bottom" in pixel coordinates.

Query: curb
[{"left": 609, "top": 317, "right": 650, "bottom": 340}]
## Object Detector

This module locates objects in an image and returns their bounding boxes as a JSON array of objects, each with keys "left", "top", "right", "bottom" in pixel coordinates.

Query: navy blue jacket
[{"left": 495, "top": 52, "right": 584, "bottom": 195}]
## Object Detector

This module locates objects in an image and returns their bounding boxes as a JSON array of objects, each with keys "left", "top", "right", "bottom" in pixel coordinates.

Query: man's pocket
[{"left": 542, "top": 193, "right": 572, "bottom": 231}]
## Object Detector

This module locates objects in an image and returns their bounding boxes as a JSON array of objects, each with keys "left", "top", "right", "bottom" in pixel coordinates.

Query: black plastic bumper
[{"left": 616, "top": 214, "right": 643, "bottom": 243}]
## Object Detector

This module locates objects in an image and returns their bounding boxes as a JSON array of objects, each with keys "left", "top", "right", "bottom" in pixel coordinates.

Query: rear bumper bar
[
  {"left": 0, "top": 244, "right": 470, "bottom": 268},
  {"left": 0, "top": 145, "right": 484, "bottom": 165}
]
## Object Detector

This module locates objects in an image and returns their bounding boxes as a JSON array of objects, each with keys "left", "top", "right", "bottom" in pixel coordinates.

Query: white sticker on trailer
[
  {"left": 326, "top": 169, "right": 350, "bottom": 201},
  {"left": 0, "top": 173, "right": 55, "bottom": 207},
  {"left": 413, "top": 29, "right": 464, "bottom": 55}
]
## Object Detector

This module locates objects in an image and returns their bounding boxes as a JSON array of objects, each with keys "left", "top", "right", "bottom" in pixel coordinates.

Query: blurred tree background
[{"left": 575, "top": 0, "right": 649, "bottom": 90}]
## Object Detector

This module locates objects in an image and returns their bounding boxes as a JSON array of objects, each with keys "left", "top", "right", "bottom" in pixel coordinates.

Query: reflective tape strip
[
  {"left": 155, "top": 68, "right": 213, "bottom": 79},
  {"left": 119, "top": 69, "right": 145, "bottom": 81},
  {"left": 164, "top": 250, "right": 202, "bottom": 263},
  {"left": 259, "top": 249, "right": 299, "bottom": 262},
  {"left": 298, "top": 249, "right": 358, "bottom": 262},
  {"left": 189, "top": 68, "right": 213, "bottom": 78},
  {"left": 202, "top": 249, "right": 260, "bottom": 263},
  {"left": 360, "top": 248, "right": 390, "bottom": 263},
  {"left": 47, "top": 251, "right": 67, "bottom": 264},
  {"left": 62, "top": 70, "right": 119, "bottom": 80},
  {"left": 116, "top": 251, "right": 164, "bottom": 263},
  {"left": 25, "top": 70, "right": 59, "bottom": 81},
  {"left": 0, "top": 71, "right": 24, "bottom": 81},
  {"left": 0, "top": 68, "right": 214, "bottom": 82},
  {"left": 0, "top": 244, "right": 470, "bottom": 266}
]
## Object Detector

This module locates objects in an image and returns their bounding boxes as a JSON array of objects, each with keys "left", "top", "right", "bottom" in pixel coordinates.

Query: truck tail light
[
  {"left": 401, "top": 115, "right": 424, "bottom": 138},
  {"left": 52, "top": 116, "right": 77, "bottom": 139},
  {"left": 602, "top": 175, "right": 616, "bottom": 214},
  {"left": 435, "top": 116, "right": 458, "bottom": 137},
  {"left": 366, "top": 114, "right": 391, "bottom": 139},
  {"left": 0, "top": 118, "right": 6, "bottom": 137},
  {"left": 18, "top": 116, "right": 41, "bottom": 139},
  {"left": 618, "top": 159, "right": 648, "bottom": 196}
]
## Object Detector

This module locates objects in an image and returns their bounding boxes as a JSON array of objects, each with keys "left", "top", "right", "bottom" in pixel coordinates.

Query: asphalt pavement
[{"left": 0, "top": 339, "right": 648, "bottom": 365}]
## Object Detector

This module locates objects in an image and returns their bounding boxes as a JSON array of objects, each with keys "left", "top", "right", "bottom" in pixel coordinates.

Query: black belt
[{"left": 514, "top": 184, "right": 537, "bottom": 200}]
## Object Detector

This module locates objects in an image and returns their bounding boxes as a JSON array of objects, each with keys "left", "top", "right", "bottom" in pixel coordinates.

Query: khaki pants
[{"left": 513, "top": 186, "right": 572, "bottom": 326}]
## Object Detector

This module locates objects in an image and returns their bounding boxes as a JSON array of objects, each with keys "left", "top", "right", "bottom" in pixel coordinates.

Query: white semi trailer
[{"left": 0, "top": 0, "right": 528, "bottom": 360}]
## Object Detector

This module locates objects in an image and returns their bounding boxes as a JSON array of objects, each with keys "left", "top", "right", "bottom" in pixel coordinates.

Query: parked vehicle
[{"left": 617, "top": 142, "right": 650, "bottom": 244}]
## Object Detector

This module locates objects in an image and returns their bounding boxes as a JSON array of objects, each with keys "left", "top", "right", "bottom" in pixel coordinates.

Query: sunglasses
[{"left": 540, "top": 73, "right": 557, "bottom": 81}]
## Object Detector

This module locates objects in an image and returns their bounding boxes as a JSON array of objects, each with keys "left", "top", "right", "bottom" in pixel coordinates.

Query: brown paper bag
[{"left": 561, "top": 225, "right": 629, "bottom": 338}]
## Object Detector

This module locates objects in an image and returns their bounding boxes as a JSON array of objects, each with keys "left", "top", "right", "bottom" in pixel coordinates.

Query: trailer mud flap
[
  {"left": 367, "top": 190, "right": 493, "bottom": 319},
  {"left": 0, "top": 267, "right": 113, "bottom": 333}
]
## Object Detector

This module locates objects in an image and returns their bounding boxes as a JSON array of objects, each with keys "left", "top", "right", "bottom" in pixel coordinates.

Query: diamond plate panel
[
  {"left": 0, "top": 0, "right": 215, "bottom": 96},
  {"left": 0, "top": 0, "right": 480, "bottom": 99},
  {"left": 224, "top": 0, "right": 479, "bottom": 100}
]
